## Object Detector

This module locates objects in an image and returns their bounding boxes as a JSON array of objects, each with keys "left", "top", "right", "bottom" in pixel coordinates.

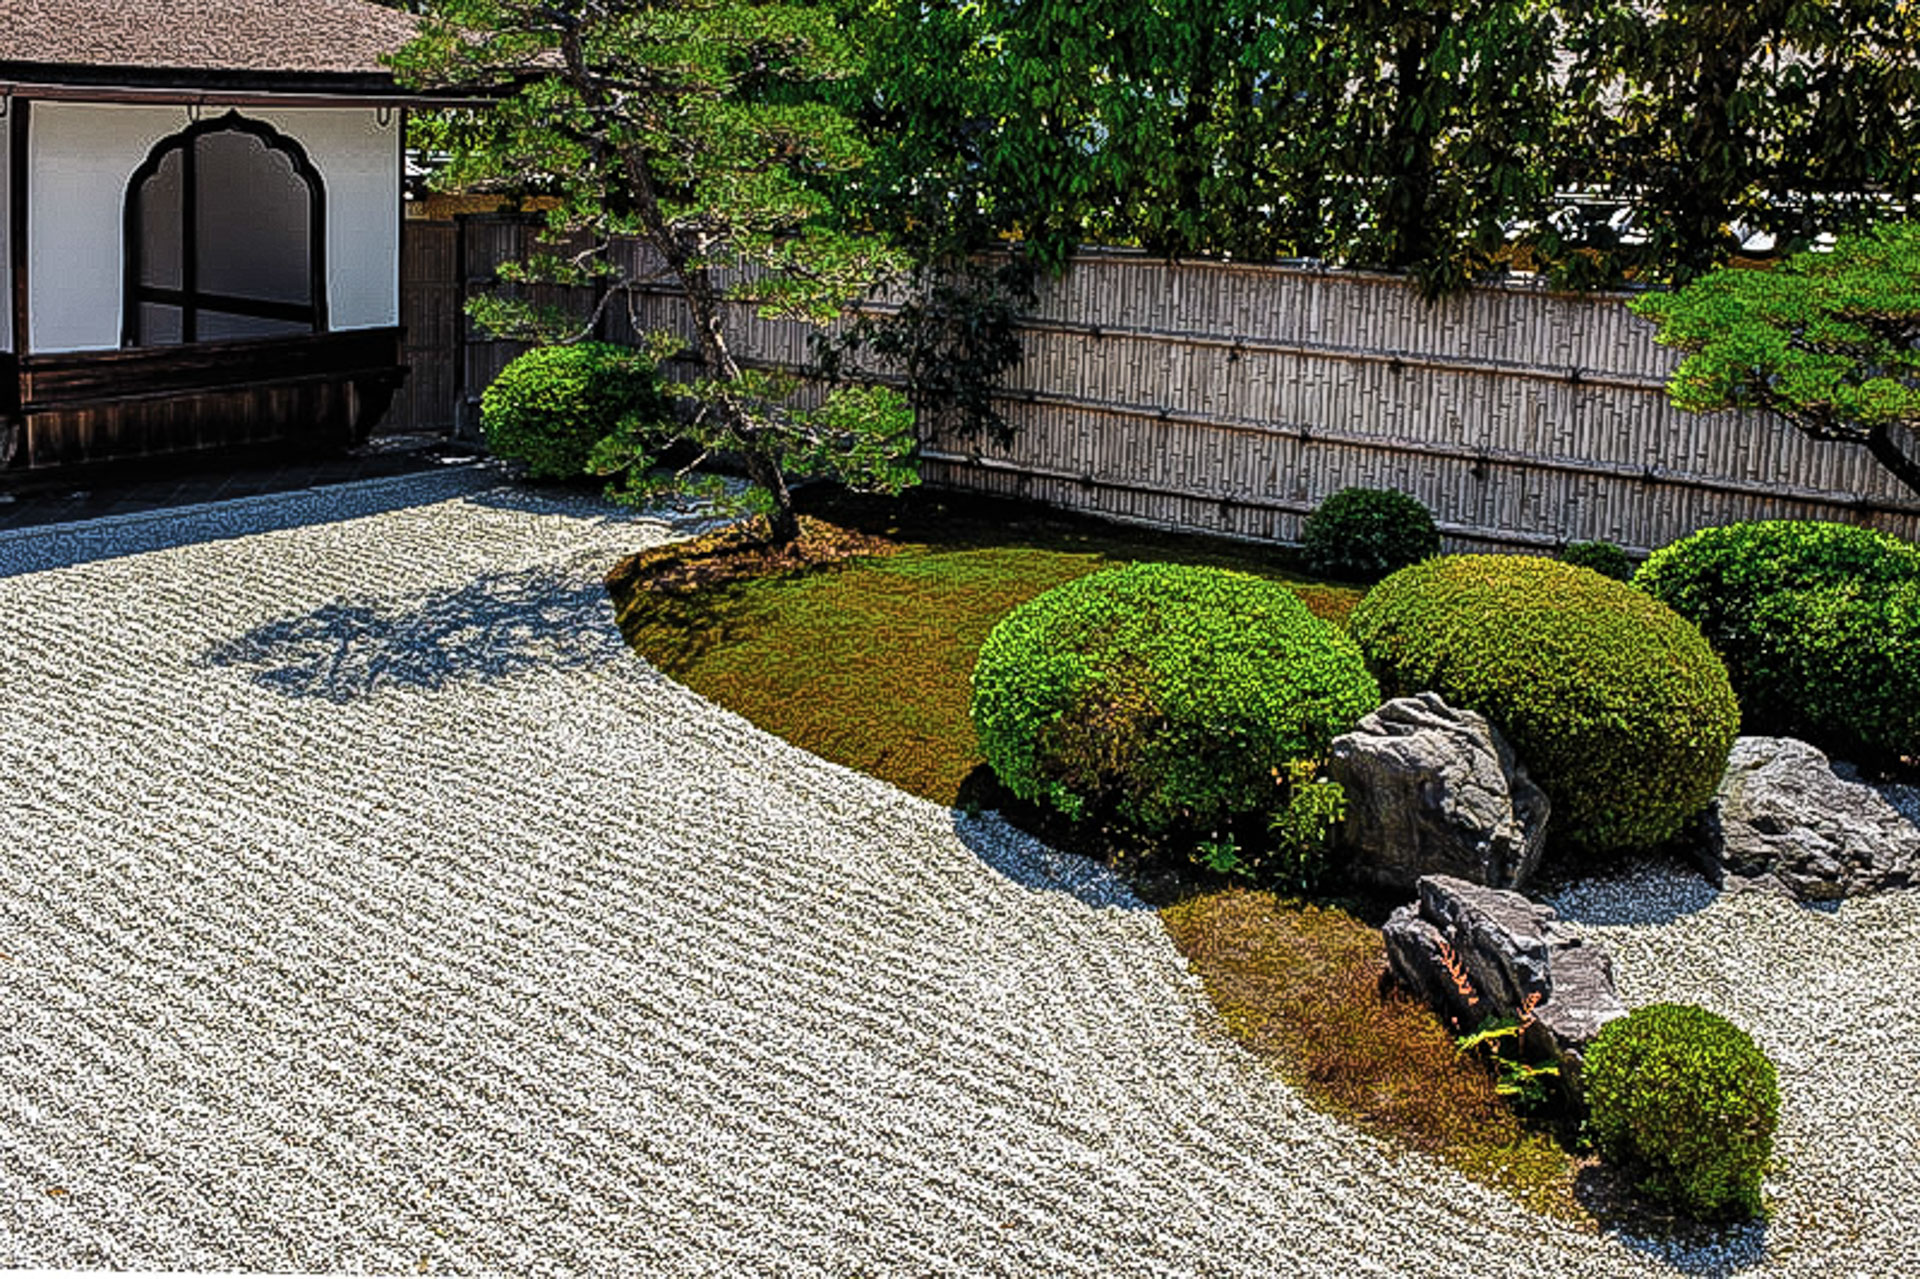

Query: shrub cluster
[
  {"left": 1635, "top": 520, "right": 1920, "bottom": 767},
  {"left": 970, "top": 562, "right": 1379, "bottom": 842},
  {"left": 1299, "top": 487, "right": 1441, "bottom": 584},
  {"left": 1560, "top": 539, "right": 1634, "bottom": 582},
  {"left": 480, "top": 342, "right": 671, "bottom": 481},
  {"left": 1349, "top": 555, "right": 1739, "bottom": 857},
  {"left": 1583, "top": 1003, "right": 1779, "bottom": 1219}
]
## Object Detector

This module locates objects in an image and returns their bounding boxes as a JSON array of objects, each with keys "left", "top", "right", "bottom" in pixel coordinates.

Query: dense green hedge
[
  {"left": 970, "top": 563, "right": 1380, "bottom": 839},
  {"left": 480, "top": 342, "right": 671, "bottom": 481},
  {"left": 1349, "top": 555, "right": 1739, "bottom": 857},
  {"left": 1299, "top": 487, "right": 1442, "bottom": 584},
  {"left": 1584, "top": 1004, "right": 1779, "bottom": 1219},
  {"left": 1635, "top": 521, "right": 1920, "bottom": 767},
  {"left": 1560, "top": 540, "right": 1635, "bottom": 582}
]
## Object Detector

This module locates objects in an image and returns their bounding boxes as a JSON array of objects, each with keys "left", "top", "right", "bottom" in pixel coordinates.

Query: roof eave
[{"left": 0, "top": 61, "right": 492, "bottom": 108}]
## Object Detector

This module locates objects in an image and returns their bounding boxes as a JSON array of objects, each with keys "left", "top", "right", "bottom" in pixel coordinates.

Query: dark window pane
[
  {"left": 139, "top": 149, "right": 184, "bottom": 291},
  {"left": 138, "top": 302, "right": 184, "bottom": 346},
  {"left": 195, "top": 130, "right": 312, "bottom": 307},
  {"left": 196, "top": 309, "right": 310, "bottom": 341}
]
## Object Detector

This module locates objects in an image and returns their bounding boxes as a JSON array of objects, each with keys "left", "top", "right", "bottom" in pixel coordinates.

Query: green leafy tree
[
  {"left": 1559, "top": 0, "right": 1920, "bottom": 285},
  {"left": 840, "top": 0, "right": 1564, "bottom": 293},
  {"left": 392, "top": 0, "right": 917, "bottom": 543},
  {"left": 1632, "top": 222, "right": 1920, "bottom": 497}
]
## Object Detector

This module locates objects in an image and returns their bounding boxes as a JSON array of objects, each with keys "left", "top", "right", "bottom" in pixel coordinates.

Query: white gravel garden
[{"left": 2, "top": 472, "right": 1917, "bottom": 1275}]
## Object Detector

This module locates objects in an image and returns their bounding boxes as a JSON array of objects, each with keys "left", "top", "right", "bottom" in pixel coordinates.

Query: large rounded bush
[
  {"left": 480, "top": 341, "right": 671, "bottom": 480},
  {"left": 1349, "top": 555, "right": 1739, "bottom": 856},
  {"left": 1299, "top": 486, "right": 1442, "bottom": 583},
  {"left": 970, "top": 563, "right": 1380, "bottom": 838},
  {"left": 1635, "top": 520, "right": 1920, "bottom": 766},
  {"left": 1584, "top": 1003, "right": 1779, "bottom": 1219}
]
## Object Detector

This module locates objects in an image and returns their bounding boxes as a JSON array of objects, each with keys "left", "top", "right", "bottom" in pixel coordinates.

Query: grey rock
[
  {"left": 1702, "top": 737, "right": 1920, "bottom": 902},
  {"left": 1383, "top": 875, "right": 1626, "bottom": 1093},
  {"left": 1328, "top": 692, "right": 1550, "bottom": 893}
]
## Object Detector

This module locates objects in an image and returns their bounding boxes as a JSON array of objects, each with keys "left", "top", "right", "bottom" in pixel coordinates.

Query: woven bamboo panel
[{"left": 454, "top": 221, "right": 1920, "bottom": 552}]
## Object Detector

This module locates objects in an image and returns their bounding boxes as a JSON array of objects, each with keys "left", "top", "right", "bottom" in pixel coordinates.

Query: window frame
[{"left": 121, "top": 110, "right": 329, "bottom": 349}]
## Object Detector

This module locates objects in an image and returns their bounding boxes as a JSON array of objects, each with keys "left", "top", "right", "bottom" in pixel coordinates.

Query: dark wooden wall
[
  {"left": 12, "top": 328, "right": 405, "bottom": 472},
  {"left": 378, "top": 218, "right": 463, "bottom": 435}
]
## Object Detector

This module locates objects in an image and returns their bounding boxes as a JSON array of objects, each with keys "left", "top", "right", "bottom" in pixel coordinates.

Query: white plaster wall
[{"left": 27, "top": 101, "right": 400, "bottom": 353}]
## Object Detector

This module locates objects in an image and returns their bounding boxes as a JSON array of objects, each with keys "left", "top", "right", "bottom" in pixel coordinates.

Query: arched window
[{"left": 122, "top": 111, "right": 327, "bottom": 347}]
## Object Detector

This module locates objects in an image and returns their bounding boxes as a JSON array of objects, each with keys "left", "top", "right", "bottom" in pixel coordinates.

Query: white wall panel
[{"left": 28, "top": 101, "right": 399, "bottom": 353}]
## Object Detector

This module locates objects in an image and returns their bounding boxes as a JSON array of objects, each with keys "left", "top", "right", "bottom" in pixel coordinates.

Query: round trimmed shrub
[
  {"left": 1561, "top": 539, "right": 1634, "bottom": 582},
  {"left": 1349, "top": 555, "right": 1739, "bottom": 856},
  {"left": 969, "top": 563, "right": 1380, "bottom": 838},
  {"left": 1299, "top": 487, "right": 1442, "bottom": 583},
  {"left": 1584, "top": 1003, "right": 1779, "bottom": 1219},
  {"left": 1635, "top": 520, "right": 1920, "bottom": 766},
  {"left": 480, "top": 341, "right": 671, "bottom": 480}
]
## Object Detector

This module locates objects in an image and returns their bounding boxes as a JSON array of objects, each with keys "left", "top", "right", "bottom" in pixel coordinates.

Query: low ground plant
[
  {"left": 1299, "top": 487, "right": 1442, "bottom": 583},
  {"left": 1560, "top": 539, "right": 1634, "bottom": 581},
  {"left": 480, "top": 342, "right": 670, "bottom": 480},
  {"left": 970, "top": 562, "right": 1380, "bottom": 845}
]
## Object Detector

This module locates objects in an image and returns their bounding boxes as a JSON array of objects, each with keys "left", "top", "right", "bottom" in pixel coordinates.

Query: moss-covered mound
[
  {"left": 1635, "top": 520, "right": 1920, "bottom": 767},
  {"left": 1349, "top": 555, "right": 1739, "bottom": 857},
  {"left": 970, "top": 562, "right": 1380, "bottom": 839}
]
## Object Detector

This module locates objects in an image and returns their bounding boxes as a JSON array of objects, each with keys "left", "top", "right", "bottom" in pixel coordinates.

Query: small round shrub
[
  {"left": 970, "top": 563, "right": 1380, "bottom": 839},
  {"left": 1635, "top": 520, "right": 1920, "bottom": 766},
  {"left": 1349, "top": 555, "right": 1739, "bottom": 856},
  {"left": 1583, "top": 1003, "right": 1779, "bottom": 1219},
  {"left": 1299, "top": 487, "right": 1442, "bottom": 583},
  {"left": 1561, "top": 539, "right": 1635, "bottom": 582},
  {"left": 480, "top": 341, "right": 671, "bottom": 481}
]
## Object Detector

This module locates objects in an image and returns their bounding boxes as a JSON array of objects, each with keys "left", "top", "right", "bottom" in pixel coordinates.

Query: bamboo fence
[{"left": 451, "top": 220, "right": 1920, "bottom": 553}]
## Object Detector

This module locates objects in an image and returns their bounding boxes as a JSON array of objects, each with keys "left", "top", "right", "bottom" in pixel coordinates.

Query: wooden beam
[{"left": 9, "top": 96, "right": 29, "bottom": 357}]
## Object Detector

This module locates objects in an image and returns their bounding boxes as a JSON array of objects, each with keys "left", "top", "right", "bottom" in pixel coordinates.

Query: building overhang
[{"left": 0, "top": 62, "right": 493, "bottom": 109}]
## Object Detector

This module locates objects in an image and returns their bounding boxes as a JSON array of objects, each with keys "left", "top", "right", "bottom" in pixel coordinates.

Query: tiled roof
[{"left": 0, "top": 0, "right": 418, "bottom": 78}]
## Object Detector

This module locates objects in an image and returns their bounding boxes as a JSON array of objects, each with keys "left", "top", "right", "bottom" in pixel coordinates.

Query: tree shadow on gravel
[
  {"left": 203, "top": 565, "right": 633, "bottom": 702},
  {"left": 1575, "top": 1163, "right": 1771, "bottom": 1277}
]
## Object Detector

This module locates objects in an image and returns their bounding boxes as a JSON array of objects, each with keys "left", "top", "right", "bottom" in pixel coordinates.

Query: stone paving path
[{"left": 0, "top": 475, "right": 1907, "bottom": 1275}]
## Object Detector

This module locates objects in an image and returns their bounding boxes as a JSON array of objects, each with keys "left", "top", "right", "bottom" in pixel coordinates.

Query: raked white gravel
[{"left": 1, "top": 473, "right": 1916, "bottom": 1276}]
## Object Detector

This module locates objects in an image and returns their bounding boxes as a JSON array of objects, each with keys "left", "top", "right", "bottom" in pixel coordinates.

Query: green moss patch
[
  {"left": 606, "top": 487, "right": 1575, "bottom": 1218},
  {"left": 1162, "top": 889, "right": 1586, "bottom": 1220},
  {"left": 610, "top": 491, "right": 1358, "bottom": 804}
]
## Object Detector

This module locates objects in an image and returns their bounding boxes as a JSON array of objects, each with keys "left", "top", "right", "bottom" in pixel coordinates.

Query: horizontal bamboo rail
[{"left": 455, "top": 219, "right": 1920, "bottom": 554}]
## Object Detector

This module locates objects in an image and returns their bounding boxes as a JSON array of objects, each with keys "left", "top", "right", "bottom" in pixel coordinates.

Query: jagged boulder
[
  {"left": 1702, "top": 736, "right": 1920, "bottom": 902},
  {"left": 1384, "top": 875, "right": 1625, "bottom": 1092},
  {"left": 1328, "top": 693, "right": 1550, "bottom": 893}
]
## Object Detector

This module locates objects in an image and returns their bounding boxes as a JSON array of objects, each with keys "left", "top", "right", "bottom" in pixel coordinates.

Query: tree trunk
[
  {"left": 559, "top": 24, "right": 806, "bottom": 546},
  {"left": 745, "top": 447, "right": 801, "bottom": 544},
  {"left": 1867, "top": 422, "right": 1920, "bottom": 501},
  {"left": 1382, "top": 23, "right": 1439, "bottom": 273}
]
